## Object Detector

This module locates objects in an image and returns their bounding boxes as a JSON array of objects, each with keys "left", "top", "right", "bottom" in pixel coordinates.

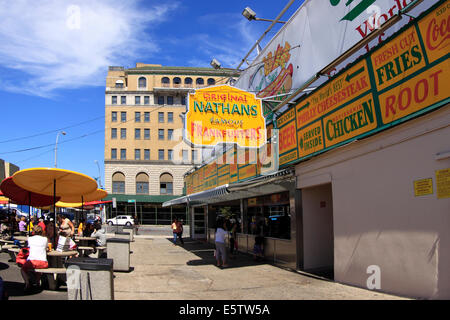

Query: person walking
[
  {"left": 171, "top": 218, "right": 179, "bottom": 245},
  {"left": 176, "top": 219, "right": 184, "bottom": 246},
  {"left": 215, "top": 219, "right": 229, "bottom": 268}
]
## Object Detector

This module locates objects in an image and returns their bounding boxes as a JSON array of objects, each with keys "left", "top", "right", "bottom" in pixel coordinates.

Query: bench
[
  {"left": 34, "top": 268, "right": 67, "bottom": 290},
  {"left": 94, "top": 246, "right": 107, "bottom": 258},
  {"left": 77, "top": 246, "right": 95, "bottom": 257}
]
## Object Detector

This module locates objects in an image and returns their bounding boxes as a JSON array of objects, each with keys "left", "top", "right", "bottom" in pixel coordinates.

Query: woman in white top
[
  {"left": 214, "top": 219, "right": 229, "bottom": 268},
  {"left": 21, "top": 225, "right": 48, "bottom": 292}
]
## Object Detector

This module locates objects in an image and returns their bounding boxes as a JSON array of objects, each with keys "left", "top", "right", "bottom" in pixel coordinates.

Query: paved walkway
[{"left": 114, "top": 235, "right": 408, "bottom": 300}]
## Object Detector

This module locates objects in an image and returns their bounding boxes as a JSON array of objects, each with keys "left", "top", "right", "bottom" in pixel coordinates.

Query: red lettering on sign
[{"left": 426, "top": 16, "right": 450, "bottom": 51}]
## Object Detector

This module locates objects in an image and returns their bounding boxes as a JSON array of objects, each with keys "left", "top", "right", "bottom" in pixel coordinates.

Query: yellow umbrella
[
  {"left": 12, "top": 168, "right": 97, "bottom": 197},
  {"left": 54, "top": 201, "right": 83, "bottom": 208},
  {"left": 12, "top": 168, "right": 98, "bottom": 244},
  {"left": 59, "top": 188, "right": 107, "bottom": 203}
]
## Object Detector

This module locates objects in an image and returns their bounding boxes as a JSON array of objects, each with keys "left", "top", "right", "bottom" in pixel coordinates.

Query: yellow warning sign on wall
[
  {"left": 413, "top": 178, "right": 433, "bottom": 197},
  {"left": 436, "top": 168, "right": 450, "bottom": 199}
]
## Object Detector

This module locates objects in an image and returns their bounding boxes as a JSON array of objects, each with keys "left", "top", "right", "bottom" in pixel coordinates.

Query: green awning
[{"left": 104, "top": 194, "right": 180, "bottom": 204}]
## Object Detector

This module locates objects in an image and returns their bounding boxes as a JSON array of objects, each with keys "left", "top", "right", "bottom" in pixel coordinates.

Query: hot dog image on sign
[{"left": 185, "top": 85, "right": 267, "bottom": 148}]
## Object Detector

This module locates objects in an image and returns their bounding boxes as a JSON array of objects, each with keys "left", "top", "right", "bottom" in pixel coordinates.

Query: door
[
  {"left": 192, "top": 206, "right": 206, "bottom": 239},
  {"left": 301, "top": 183, "right": 334, "bottom": 279}
]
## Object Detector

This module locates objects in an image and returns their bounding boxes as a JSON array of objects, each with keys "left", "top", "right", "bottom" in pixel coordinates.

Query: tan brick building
[{"left": 104, "top": 63, "right": 240, "bottom": 224}]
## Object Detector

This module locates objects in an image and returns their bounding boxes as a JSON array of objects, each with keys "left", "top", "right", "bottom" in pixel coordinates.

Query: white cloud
[{"left": 0, "top": 0, "right": 178, "bottom": 97}]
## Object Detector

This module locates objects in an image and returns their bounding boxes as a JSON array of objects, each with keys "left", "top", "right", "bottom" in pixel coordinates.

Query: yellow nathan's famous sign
[{"left": 185, "top": 85, "right": 266, "bottom": 148}]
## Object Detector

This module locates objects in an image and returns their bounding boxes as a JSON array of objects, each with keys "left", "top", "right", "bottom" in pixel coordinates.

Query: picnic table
[
  {"left": 13, "top": 235, "right": 28, "bottom": 242},
  {"left": 34, "top": 250, "right": 78, "bottom": 290},
  {"left": 75, "top": 236, "right": 96, "bottom": 247}
]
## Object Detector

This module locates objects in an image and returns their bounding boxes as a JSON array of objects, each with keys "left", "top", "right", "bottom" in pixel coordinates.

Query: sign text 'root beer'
[{"left": 185, "top": 85, "right": 267, "bottom": 148}]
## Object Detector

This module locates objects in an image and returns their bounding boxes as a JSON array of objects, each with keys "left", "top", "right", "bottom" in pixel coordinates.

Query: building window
[
  {"left": 168, "top": 112, "right": 173, "bottom": 123},
  {"left": 144, "top": 96, "right": 150, "bottom": 104},
  {"left": 144, "top": 128, "right": 150, "bottom": 140},
  {"left": 158, "top": 149, "right": 164, "bottom": 160},
  {"left": 182, "top": 150, "right": 188, "bottom": 162},
  {"left": 120, "top": 128, "right": 126, "bottom": 139},
  {"left": 112, "top": 96, "right": 117, "bottom": 105},
  {"left": 144, "top": 112, "right": 150, "bottom": 122},
  {"left": 192, "top": 149, "right": 197, "bottom": 162},
  {"left": 244, "top": 192, "right": 291, "bottom": 240},
  {"left": 111, "top": 128, "right": 117, "bottom": 139},
  {"left": 136, "top": 172, "right": 149, "bottom": 194},
  {"left": 184, "top": 77, "right": 193, "bottom": 86},
  {"left": 168, "top": 149, "right": 173, "bottom": 161},
  {"left": 138, "top": 77, "right": 146, "bottom": 88},
  {"left": 196, "top": 78, "right": 204, "bottom": 86},
  {"left": 135, "top": 96, "right": 141, "bottom": 105},
  {"left": 160, "top": 173, "right": 173, "bottom": 195},
  {"left": 115, "top": 80, "right": 124, "bottom": 88},
  {"left": 173, "top": 77, "right": 181, "bottom": 85},
  {"left": 112, "top": 172, "right": 125, "bottom": 194},
  {"left": 135, "top": 149, "right": 141, "bottom": 160},
  {"left": 157, "top": 96, "right": 164, "bottom": 105},
  {"left": 158, "top": 112, "right": 164, "bottom": 123},
  {"left": 167, "top": 129, "right": 173, "bottom": 141},
  {"left": 161, "top": 77, "right": 170, "bottom": 86},
  {"left": 111, "top": 111, "right": 117, "bottom": 122},
  {"left": 207, "top": 78, "right": 216, "bottom": 86},
  {"left": 135, "top": 112, "right": 141, "bottom": 122},
  {"left": 121, "top": 111, "right": 126, "bottom": 122},
  {"left": 144, "top": 149, "right": 150, "bottom": 160},
  {"left": 120, "top": 149, "right": 126, "bottom": 160},
  {"left": 158, "top": 129, "right": 164, "bottom": 140},
  {"left": 181, "top": 96, "right": 186, "bottom": 106},
  {"left": 111, "top": 148, "right": 117, "bottom": 159},
  {"left": 135, "top": 128, "right": 141, "bottom": 140},
  {"left": 167, "top": 96, "right": 173, "bottom": 105},
  {"left": 121, "top": 96, "right": 126, "bottom": 104}
]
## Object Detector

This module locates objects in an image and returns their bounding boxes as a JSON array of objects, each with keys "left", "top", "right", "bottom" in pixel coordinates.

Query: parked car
[{"left": 106, "top": 215, "right": 134, "bottom": 226}]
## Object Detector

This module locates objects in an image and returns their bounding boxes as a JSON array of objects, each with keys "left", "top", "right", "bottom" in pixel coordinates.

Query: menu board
[{"left": 278, "top": 0, "right": 450, "bottom": 167}]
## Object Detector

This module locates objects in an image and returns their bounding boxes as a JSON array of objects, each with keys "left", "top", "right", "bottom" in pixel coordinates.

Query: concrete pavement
[
  {"left": 113, "top": 234, "right": 409, "bottom": 300},
  {"left": 0, "top": 226, "right": 409, "bottom": 300}
]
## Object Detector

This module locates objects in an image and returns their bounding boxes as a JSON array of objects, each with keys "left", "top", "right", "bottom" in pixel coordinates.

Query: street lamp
[
  {"left": 210, "top": 58, "right": 221, "bottom": 69},
  {"left": 242, "top": 7, "right": 286, "bottom": 23},
  {"left": 94, "top": 160, "right": 102, "bottom": 189},
  {"left": 54, "top": 131, "right": 66, "bottom": 168}
]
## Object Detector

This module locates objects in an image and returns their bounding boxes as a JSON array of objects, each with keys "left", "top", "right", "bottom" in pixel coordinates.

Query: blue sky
[{"left": 0, "top": 0, "right": 302, "bottom": 185}]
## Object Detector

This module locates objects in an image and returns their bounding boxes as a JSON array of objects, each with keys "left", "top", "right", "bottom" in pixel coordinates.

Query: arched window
[
  {"left": 136, "top": 172, "right": 149, "bottom": 194},
  {"left": 184, "top": 77, "right": 193, "bottom": 86},
  {"left": 196, "top": 78, "right": 204, "bottom": 86},
  {"left": 207, "top": 78, "right": 215, "bottom": 86},
  {"left": 138, "top": 77, "right": 146, "bottom": 88},
  {"left": 115, "top": 80, "right": 124, "bottom": 88},
  {"left": 160, "top": 173, "right": 173, "bottom": 195},
  {"left": 161, "top": 77, "right": 170, "bottom": 87},
  {"left": 112, "top": 172, "right": 125, "bottom": 194},
  {"left": 173, "top": 77, "right": 181, "bottom": 85}
]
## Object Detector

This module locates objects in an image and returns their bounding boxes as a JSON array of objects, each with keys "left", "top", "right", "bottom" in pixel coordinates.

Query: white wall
[
  {"left": 302, "top": 184, "right": 334, "bottom": 271},
  {"left": 296, "top": 105, "right": 450, "bottom": 299}
]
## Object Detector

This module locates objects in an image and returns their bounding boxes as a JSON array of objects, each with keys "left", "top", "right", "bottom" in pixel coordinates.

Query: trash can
[
  {"left": 114, "top": 231, "right": 130, "bottom": 240},
  {"left": 106, "top": 238, "right": 130, "bottom": 272},
  {"left": 122, "top": 227, "right": 134, "bottom": 242},
  {"left": 65, "top": 257, "right": 114, "bottom": 300}
]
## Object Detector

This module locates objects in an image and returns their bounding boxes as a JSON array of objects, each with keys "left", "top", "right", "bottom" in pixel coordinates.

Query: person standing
[
  {"left": 229, "top": 219, "right": 237, "bottom": 259},
  {"left": 171, "top": 218, "right": 179, "bottom": 245},
  {"left": 57, "top": 214, "right": 74, "bottom": 238},
  {"left": 215, "top": 219, "right": 229, "bottom": 268},
  {"left": 176, "top": 219, "right": 184, "bottom": 246},
  {"left": 18, "top": 217, "right": 27, "bottom": 234}
]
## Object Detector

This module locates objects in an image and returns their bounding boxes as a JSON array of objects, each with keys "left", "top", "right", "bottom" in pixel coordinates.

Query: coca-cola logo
[{"left": 426, "top": 15, "right": 450, "bottom": 51}]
